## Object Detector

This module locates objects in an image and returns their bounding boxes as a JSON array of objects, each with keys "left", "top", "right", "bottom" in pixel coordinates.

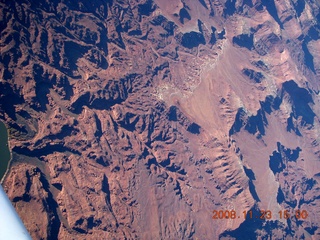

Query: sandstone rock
[{"left": 1, "top": 0, "right": 320, "bottom": 239}]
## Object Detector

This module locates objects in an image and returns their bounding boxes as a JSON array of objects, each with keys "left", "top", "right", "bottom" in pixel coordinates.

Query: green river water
[{"left": 0, "top": 121, "right": 10, "bottom": 180}]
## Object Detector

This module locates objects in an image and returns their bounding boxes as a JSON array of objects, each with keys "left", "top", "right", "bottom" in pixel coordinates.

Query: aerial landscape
[{"left": 1, "top": 0, "right": 320, "bottom": 239}]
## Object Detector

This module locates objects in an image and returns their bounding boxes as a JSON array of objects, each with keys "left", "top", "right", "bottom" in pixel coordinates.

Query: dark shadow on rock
[
  {"left": 181, "top": 32, "right": 205, "bottom": 48},
  {"left": 217, "top": 28, "right": 226, "bottom": 39},
  {"left": 198, "top": 0, "right": 208, "bottom": 9},
  {"left": 0, "top": 82, "right": 24, "bottom": 120},
  {"left": 302, "top": 41, "right": 315, "bottom": 73},
  {"left": 210, "top": 26, "right": 217, "bottom": 44},
  {"left": 261, "top": 0, "right": 283, "bottom": 29},
  {"left": 33, "top": 64, "right": 52, "bottom": 111},
  {"left": 71, "top": 75, "right": 135, "bottom": 114},
  {"left": 179, "top": 8, "right": 191, "bottom": 24},
  {"left": 220, "top": 205, "right": 285, "bottom": 239},
  {"left": 12, "top": 143, "right": 81, "bottom": 158},
  {"left": 52, "top": 183, "right": 62, "bottom": 191},
  {"left": 233, "top": 33, "right": 254, "bottom": 50},
  {"left": 221, "top": 205, "right": 292, "bottom": 239},
  {"left": 242, "top": 68, "right": 265, "bottom": 83},
  {"left": 243, "top": 0, "right": 253, "bottom": 8},
  {"left": 153, "top": 61, "right": 169, "bottom": 77},
  {"left": 197, "top": 20, "right": 203, "bottom": 33},
  {"left": 277, "top": 186, "right": 285, "bottom": 204},
  {"left": 255, "top": 33, "right": 282, "bottom": 56},
  {"left": 168, "top": 106, "right": 178, "bottom": 121},
  {"left": 293, "top": 0, "right": 305, "bottom": 17},
  {"left": 244, "top": 166, "right": 260, "bottom": 202},
  {"left": 287, "top": 113, "right": 302, "bottom": 136},
  {"left": 187, "top": 122, "right": 201, "bottom": 134},
  {"left": 150, "top": 15, "right": 176, "bottom": 36},
  {"left": 269, "top": 142, "right": 301, "bottom": 174},
  {"left": 35, "top": 82, "right": 50, "bottom": 111},
  {"left": 138, "top": 0, "right": 155, "bottom": 16},
  {"left": 63, "top": 41, "right": 89, "bottom": 73},
  {"left": 269, "top": 144, "right": 286, "bottom": 174},
  {"left": 252, "top": 60, "right": 269, "bottom": 71},
  {"left": 307, "top": 26, "right": 320, "bottom": 41},
  {"left": 102, "top": 174, "right": 111, "bottom": 205},
  {"left": 94, "top": 113, "right": 102, "bottom": 138},
  {"left": 223, "top": 0, "right": 236, "bottom": 17},
  {"left": 244, "top": 108, "right": 267, "bottom": 136},
  {"left": 282, "top": 80, "right": 315, "bottom": 125},
  {"left": 229, "top": 96, "right": 281, "bottom": 137},
  {"left": 305, "top": 226, "right": 318, "bottom": 235},
  {"left": 229, "top": 108, "right": 247, "bottom": 135}
]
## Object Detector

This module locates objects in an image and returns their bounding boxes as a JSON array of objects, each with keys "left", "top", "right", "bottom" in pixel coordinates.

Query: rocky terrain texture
[{"left": 1, "top": 0, "right": 320, "bottom": 239}]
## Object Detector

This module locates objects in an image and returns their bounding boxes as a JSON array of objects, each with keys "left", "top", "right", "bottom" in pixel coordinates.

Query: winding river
[{"left": 0, "top": 121, "right": 10, "bottom": 181}]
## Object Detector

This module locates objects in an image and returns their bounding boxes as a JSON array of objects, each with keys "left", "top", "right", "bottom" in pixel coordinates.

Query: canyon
[{"left": 1, "top": 0, "right": 320, "bottom": 239}]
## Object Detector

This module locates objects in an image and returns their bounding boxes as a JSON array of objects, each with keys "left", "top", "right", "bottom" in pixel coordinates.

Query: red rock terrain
[{"left": 1, "top": 0, "right": 320, "bottom": 239}]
